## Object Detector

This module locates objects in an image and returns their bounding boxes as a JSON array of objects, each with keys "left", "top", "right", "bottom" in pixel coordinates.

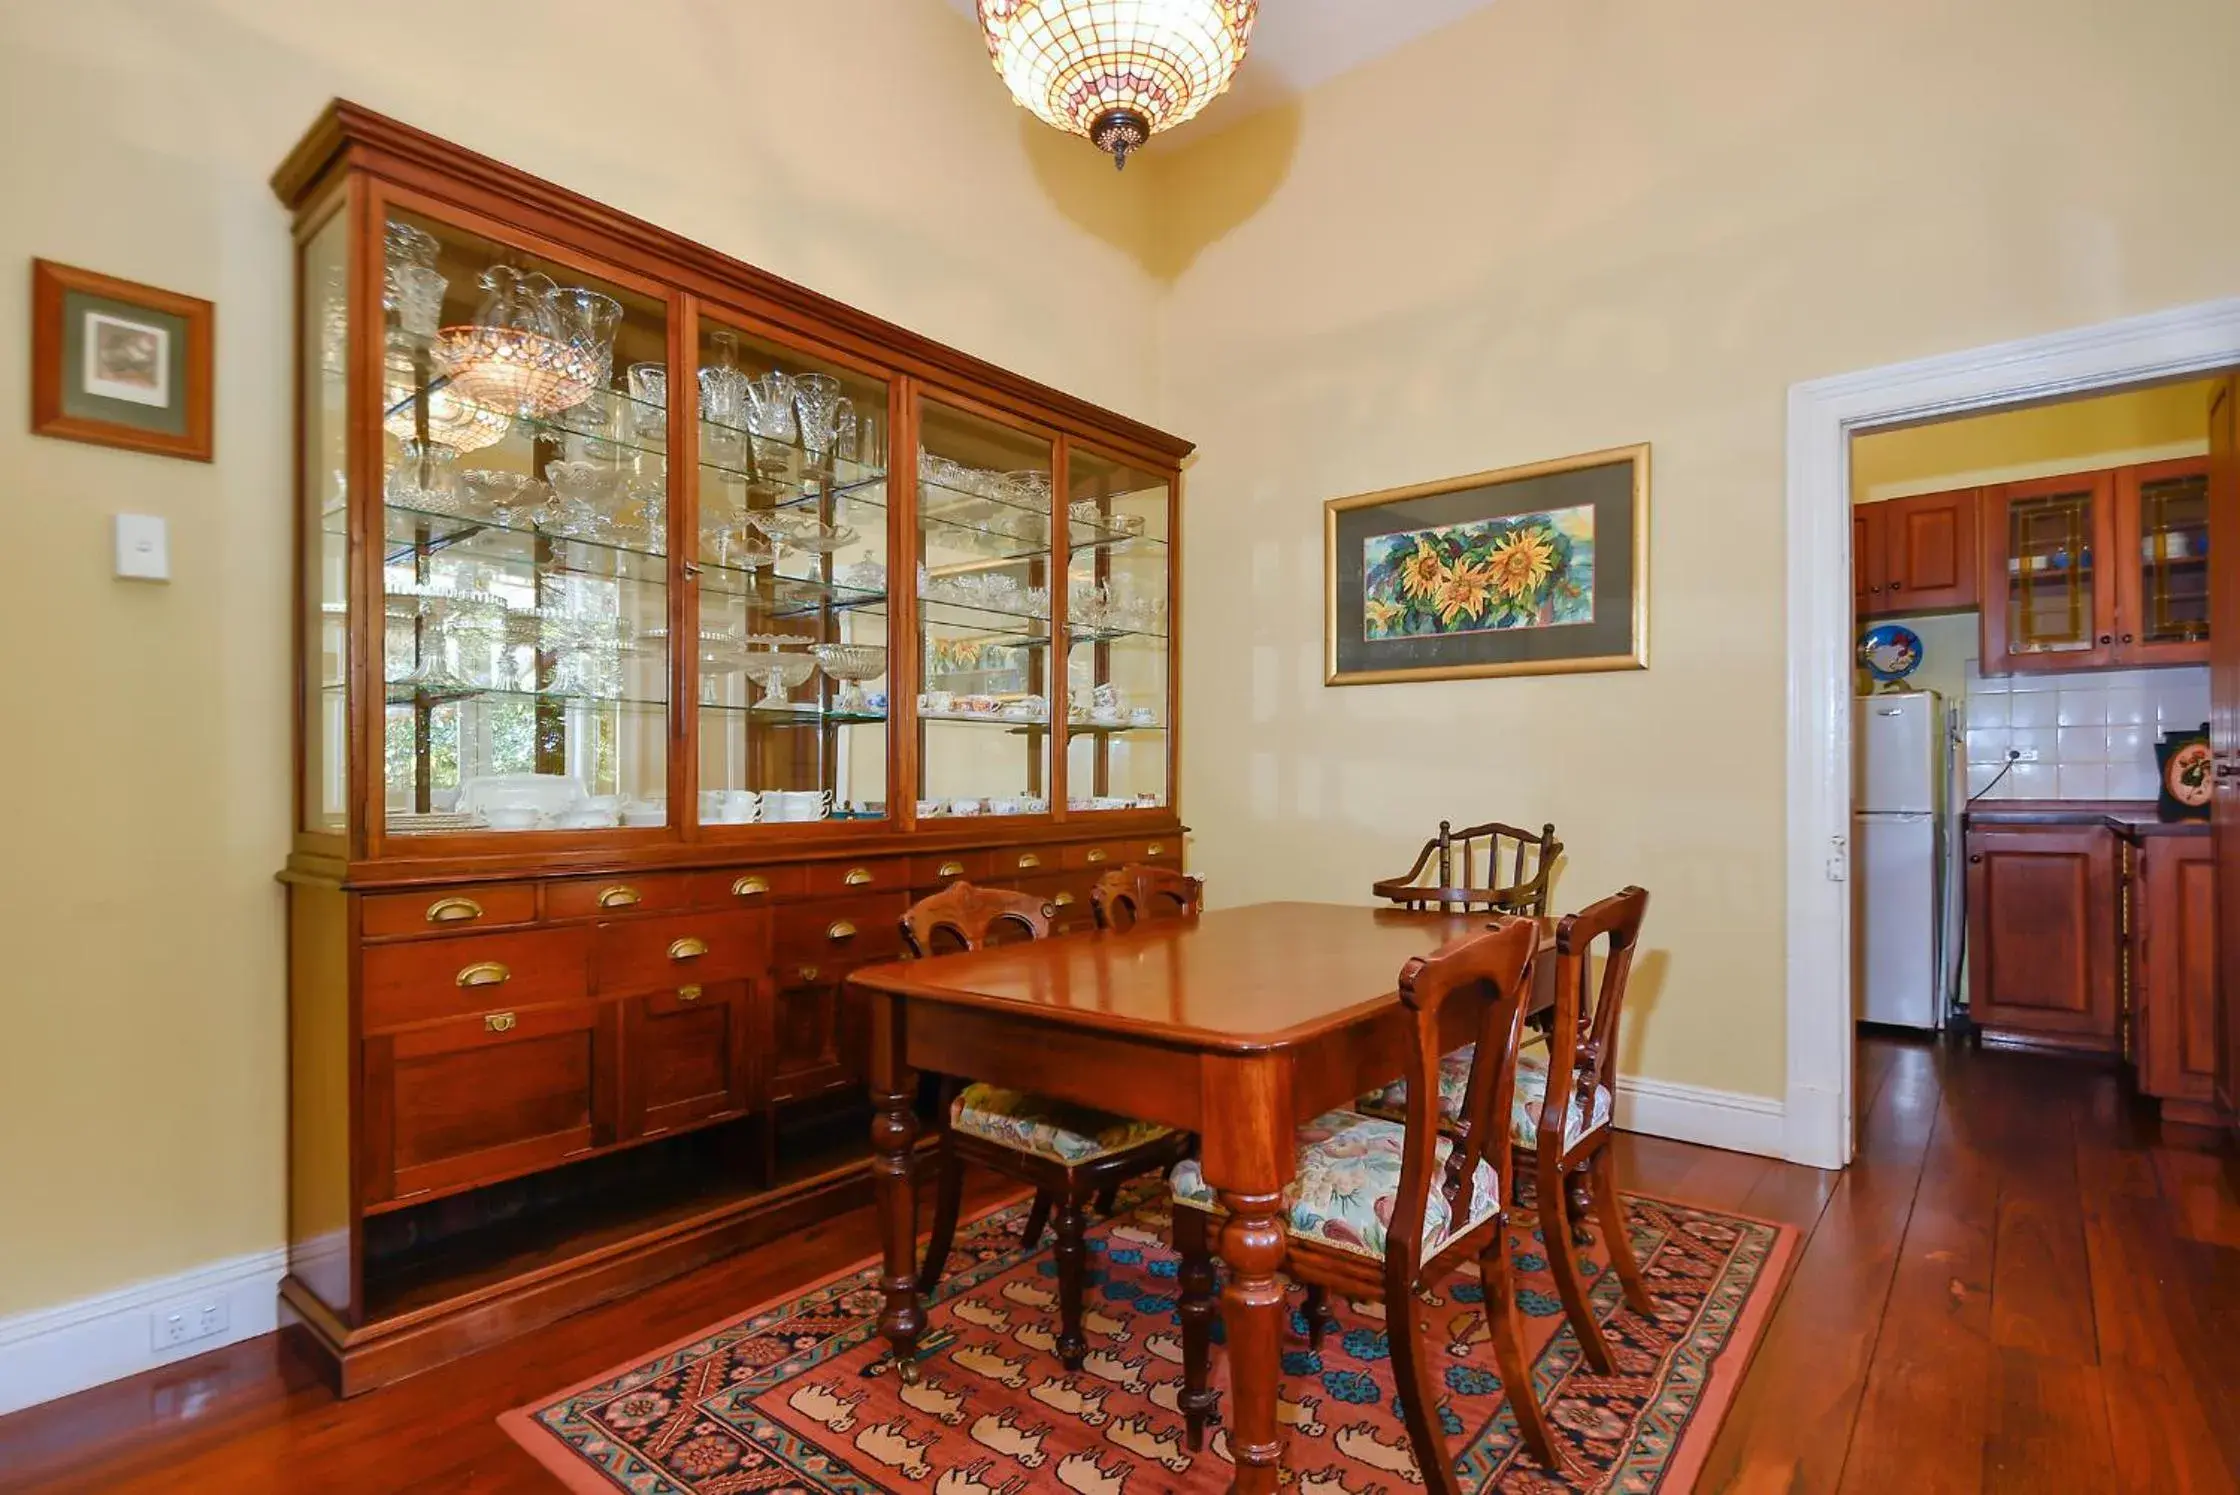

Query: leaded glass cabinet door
[
  {"left": 1984, "top": 472, "right": 2116, "bottom": 674},
  {"left": 691, "top": 317, "right": 891, "bottom": 830},
  {"left": 2118, "top": 458, "right": 2211, "bottom": 667},
  {"left": 1064, "top": 446, "right": 1172, "bottom": 814},
  {"left": 375, "top": 206, "right": 672, "bottom": 841},
  {"left": 914, "top": 399, "right": 1056, "bottom": 821}
]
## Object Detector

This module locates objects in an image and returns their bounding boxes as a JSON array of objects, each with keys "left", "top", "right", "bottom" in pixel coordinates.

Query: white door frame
[{"left": 1784, "top": 297, "right": 2240, "bottom": 1170}]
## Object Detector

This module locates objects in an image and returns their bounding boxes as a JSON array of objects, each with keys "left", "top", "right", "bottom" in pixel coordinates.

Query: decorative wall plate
[{"left": 1857, "top": 622, "right": 1923, "bottom": 685}]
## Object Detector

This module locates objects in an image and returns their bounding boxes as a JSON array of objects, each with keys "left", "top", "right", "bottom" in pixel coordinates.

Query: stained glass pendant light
[{"left": 977, "top": 0, "right": 1259, "bottom": 170}]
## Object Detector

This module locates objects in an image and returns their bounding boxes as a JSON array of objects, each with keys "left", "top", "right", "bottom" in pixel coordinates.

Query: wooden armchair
[
  {"left": 1372, "top": 819, "right": 1560, "bottom": 916},
  {"left": 1089, "top": 864, "right": 1204, "bottom": 931},
  {"left": 1171, "top": 916, "right": 1562, "bottom": 1484},
  {"left": 900, "top": 883, "right": 1193, "bottom": 1370}
]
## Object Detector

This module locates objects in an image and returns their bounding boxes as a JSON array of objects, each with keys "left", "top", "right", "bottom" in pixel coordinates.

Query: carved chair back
[
  {"left": 1537, "top": 885, "right": 1649, "bottom": 1162},
  {"left": 1089, "top": 865, "right": 1204, "bottom": 932},
  {"left": 1385, "top": 916, "right": 1539, "bottom": 1283},
  {"left": 1371, "top": 819, "right": 1561, "bottom": 916},
  {"left": 900, "top": 882, "right": 1056, "bottom": 958}
]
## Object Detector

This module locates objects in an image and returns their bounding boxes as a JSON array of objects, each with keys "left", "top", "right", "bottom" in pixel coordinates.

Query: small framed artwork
[
  {"left": 2154, "top": 724, "right": 2211, "bottom": 822},
  {"left": 1324, "top": 444, "right": 1649, "bottom": 686},
  {"left": 31, "top": 259, "right": 214, "bottom": 462}
]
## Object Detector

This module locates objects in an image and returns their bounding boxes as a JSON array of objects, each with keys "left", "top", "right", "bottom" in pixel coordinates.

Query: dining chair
[
  {"left": 1527, "top": 885, "right": 1654, "bottom": 1373},
  {"left": 1169, "top": 917, "right": 1562, "bottom": 1485},
  {"left": 901, "top": 882, "right": 1194, "bottom": 1370},
  {"left": 1088, "top": 864, "right": 1204, "bottom": 931},
  {"left": 1371, "top": 818, "right": 1561, "bottom": 916}
]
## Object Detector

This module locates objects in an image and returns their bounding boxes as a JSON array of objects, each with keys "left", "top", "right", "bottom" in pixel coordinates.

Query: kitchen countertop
[{"left": 1963, "top": 799, "right": 2209, "bottom": 837}]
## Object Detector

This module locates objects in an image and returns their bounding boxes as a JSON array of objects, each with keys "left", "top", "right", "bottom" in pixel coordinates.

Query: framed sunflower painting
[{"left": 1324, "top": 444, "right": 1649, "bottom": 685}]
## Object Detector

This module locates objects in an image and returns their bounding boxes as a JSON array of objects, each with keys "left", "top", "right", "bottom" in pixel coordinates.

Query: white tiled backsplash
[{"left": 1962, "top": 661, "right": 2209, "bottom": 801}]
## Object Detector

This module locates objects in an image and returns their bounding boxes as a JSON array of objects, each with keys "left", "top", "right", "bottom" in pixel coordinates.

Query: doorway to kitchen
[{"left": 1783, "top": 298, "right": 2240, "bottom": 1170}]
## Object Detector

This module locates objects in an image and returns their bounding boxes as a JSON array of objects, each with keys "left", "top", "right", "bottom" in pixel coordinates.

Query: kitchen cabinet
[
  {"left": 1965, "top": 824, "right": 2121, "bottom": 1052},
  {"left": 2133, "top": 835, "right": 2220, "bottom": 1123},
  {"left": 1979, "top": 459, "right": 2211, "bottom": 674},
  {"left": 1855, "top": 486, "right": 1978, "bottom": 617}
]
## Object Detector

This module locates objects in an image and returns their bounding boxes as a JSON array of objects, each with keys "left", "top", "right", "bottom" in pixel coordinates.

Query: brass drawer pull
[
  {"left": 937, "top": 861, "right": 966, "bottom": 879},
  {"left": 843, "top": 867, "right": 875, "bottom": 887},
  {"left": 456, "top": 962, "right": 511, "bottom": 989},
  {"left": 1147, "top": 843, "right": 1166, "bottom": 857},
  {"left": 1018, "top": 853, "right": 1043, "bottom": 870},
  {"left": 484, "top": 1011, "right": 517, "bottom": 1033},
  {"left": 668, "top": 936, "right": 709, "bottom": 962},
  {"left": 598, "top": 884, "right": 643, "bottom": 909},
  {"left": 1053, "top": 892, "right": 1077, "bottom": 908},
  {"left": 677, "top": 984, "right": 703, "bottom": 1002},
  {"left": 798, "top": 965, "right": 821, "bottom": 983},
  {"left": 732, "top": 874, "right": 770, "bottom": 898},
  {"left": 426, "top": 896, "right": 483, "bottom": 924},
  {"left": 828, "top": 920, "right": 859, "bottom": 941},
  {"left": 1086, "top": 849, "right": 1109, "bottom": 863}
]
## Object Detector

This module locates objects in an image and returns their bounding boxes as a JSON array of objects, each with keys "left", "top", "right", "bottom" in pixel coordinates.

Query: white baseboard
[
  {"left": 1614, "top": 1074, "right": 1787, "bottom": 1159},
  {"left": 0, "top": 1247, "right": 287, "bottom": 1418}
]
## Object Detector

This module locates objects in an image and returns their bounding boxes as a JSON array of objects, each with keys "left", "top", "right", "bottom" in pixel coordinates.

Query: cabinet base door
[
  {"left": 363, "top": 1003, "right": 615, "bottom": 1210},
  {"left": 622, "top": 980, "right": 759, "bottom": 1139},
  {"left": 770, "top": 975, "right": 850, "bottom": 1103},
  {"left": 1965, "top": 828, "right": 2119, "bottom": 1048}
]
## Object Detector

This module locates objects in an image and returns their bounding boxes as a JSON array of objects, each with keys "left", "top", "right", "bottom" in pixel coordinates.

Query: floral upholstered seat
[
  {"left": 951, "top": 1083, "right": 1176, "bottom": 1166},
  {"left": 1357, "top": 1036, "right": 1612, "bottom": 1150},
  {"left": 1169, "top": 1109, "right": 1501, "bottom": 1262}
]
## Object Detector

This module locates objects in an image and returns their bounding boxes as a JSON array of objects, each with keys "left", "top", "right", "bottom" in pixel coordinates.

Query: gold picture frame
[{"left": 1324, "top": 443, "right": 1649, "bottom": 686}]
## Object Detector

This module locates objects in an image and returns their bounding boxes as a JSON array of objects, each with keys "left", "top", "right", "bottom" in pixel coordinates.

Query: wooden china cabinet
[{"left": 274, "top": 102, "right": 1190, "bottom": 1393}]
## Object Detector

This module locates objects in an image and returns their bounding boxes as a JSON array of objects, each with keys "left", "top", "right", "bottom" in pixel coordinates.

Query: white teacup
[
  {"left": 989, "top": 798, "right": 1023, "bottom": 816},
  {"left": 698, "top": 789, "right": 728, "bottom": 822},
  {"left": 486, "top": 805, "right": 540, "bottom": 831},
  {"left": 916, "top": 799, "right": 942, "bottom": 818},
  {"left": 722, "top": 789, "right": 761, "bottom": 824},
  {"left": 949, "top": 798, "right": 984, "bottom": 817}
]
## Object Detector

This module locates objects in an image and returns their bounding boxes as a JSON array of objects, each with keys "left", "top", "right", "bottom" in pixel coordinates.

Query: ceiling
[{"left": 944, "top": 1, "right": 1503, "bottom": 137}]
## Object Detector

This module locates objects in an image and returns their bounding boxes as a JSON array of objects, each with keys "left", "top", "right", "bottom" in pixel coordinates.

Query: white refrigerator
[{"left": 1852, "top": 692, "right": 1951, "bottom": 1030}]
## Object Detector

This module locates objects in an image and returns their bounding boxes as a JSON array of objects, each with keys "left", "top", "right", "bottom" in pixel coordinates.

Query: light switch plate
[{"left": 114, "top": 513, "right": 170, "bottom": 581}]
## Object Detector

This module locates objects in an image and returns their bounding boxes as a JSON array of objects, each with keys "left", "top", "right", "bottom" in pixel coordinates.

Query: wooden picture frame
[
  {"left": 31, "top": 259, "right": 214, "bottom": 462},
  {"left": 1324, "top": 443, "right": 1650, "bottom": 685}
]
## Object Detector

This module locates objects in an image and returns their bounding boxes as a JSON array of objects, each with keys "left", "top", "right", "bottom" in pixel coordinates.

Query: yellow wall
[
  {"left": 1854, "top": 379, "right": 2215, "bottom": 502},
  {"left": 0, "top": 0, "right": 1161, "bottom": 1318},
  {"left": 1154, "top": 0, "right": 2240, "bottom": 1102}
]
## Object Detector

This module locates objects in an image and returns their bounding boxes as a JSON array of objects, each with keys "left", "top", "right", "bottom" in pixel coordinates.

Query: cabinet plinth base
[{"left": 1974, "top": 1025, "right": 2120, "bottom": 1058}]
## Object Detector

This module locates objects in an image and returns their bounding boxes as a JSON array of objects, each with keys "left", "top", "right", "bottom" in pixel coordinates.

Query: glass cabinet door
[
  {"left": 377, "top": 209, "right": 671, "bottom": 837},
  {"left": 915, "top": 400, "right": 1055, "bottom": 821},
  {"left": 2121, "top": 461, "right": 2210, "bottom": 662},
  {"left": 303, "top": 208, "right": 351, "bottom": 839},
  {"left": 1991, "top": 473, "right": 2113, "bottom": 669},
  {"left": 692, "top": 319, "right": 890, "bottom": 828},
  {"left": 1064, "top": 450, "right": 1171, "bottom": 813}
]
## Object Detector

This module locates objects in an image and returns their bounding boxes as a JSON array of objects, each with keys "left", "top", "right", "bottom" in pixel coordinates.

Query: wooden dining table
[{"left": 847, "top": 901, "right": 1559, "bottom": 1494}]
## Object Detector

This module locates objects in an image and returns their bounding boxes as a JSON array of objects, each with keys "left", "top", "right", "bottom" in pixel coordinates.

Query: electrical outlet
[
  {"left": 150, "top": 1295, "right": 228, "bottom": 1352},
  {"left": 2012, "top": 747, "right": 2039, "bottom": 762}
]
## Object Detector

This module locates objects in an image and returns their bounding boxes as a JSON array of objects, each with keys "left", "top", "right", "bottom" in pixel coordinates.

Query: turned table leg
[
  {"left": 868, "top": 992, "right": 923, "bottom": 1382},
  {"left": 1215, "top": 1188, "right": 1288, "bottom": 1495}
]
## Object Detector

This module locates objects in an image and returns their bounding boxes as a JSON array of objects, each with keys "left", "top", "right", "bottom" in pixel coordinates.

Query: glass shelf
[{"left": 699, "top": 703, "right": 888, "bottom": 727}]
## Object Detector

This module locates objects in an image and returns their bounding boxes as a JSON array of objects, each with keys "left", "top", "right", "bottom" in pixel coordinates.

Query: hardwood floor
[{"left": 1, "top": 1034, "right": 2233, "bottom": 1493}]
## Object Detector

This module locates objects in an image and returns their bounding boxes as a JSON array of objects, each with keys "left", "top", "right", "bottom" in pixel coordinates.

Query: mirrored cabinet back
[{"left": 275, "top": 101, "right": 1191, "bottom": 1394}]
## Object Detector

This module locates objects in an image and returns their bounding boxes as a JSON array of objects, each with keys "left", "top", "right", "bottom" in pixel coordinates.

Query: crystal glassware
[
  {"left": 383, "top": 220, "right": 440, "bottom": 312},
  {"left": 382, "top": 344, "right": 512, "bottom": 453},
  {"left": 433, "top": 267, "right": 596, "bottom": 417},
  {"left": 743, "top": 371, "right": 799, "bottom": 485},
  {"left": 698, "top": 330, "right": 752, "bottom": 466},
  {"left": 792, "top": 374, "right": 845, "bottom": 469},
  {"left": 385, "top": 439, "right": 464, "bottom": 513},
  {"left": 743, "top": 648, "right": 818, "bottom": 711},
  {"left": 544, "top": 460, "right": 616, "bottom": 540},
  {"left": 833, "top": 402, "right": 860, "bottom": 465},
  {"left": 749, "top": 509, "right": 856, "bottom": 555},
  {"left": 625, "top": 361, "right": 668, "bottom": 440},
  {"left": 810, "top": 643, "right": 887, "bottom": 712},
  {"left": 623, "top": 478, "right": 667, "bottom": 553},
  {"left": 554, "top": 285, "right": 624, "bottom": 389},
  {"left": 391, "top": 265, "right": 448, "bottom": 341},
  {"left": 459, "top": 468, "right": 550, "bottom": 527}
]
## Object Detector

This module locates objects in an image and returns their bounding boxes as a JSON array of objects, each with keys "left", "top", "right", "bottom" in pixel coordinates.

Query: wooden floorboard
[{"left": 1, "top": 1035, "right": 2233, "bottom": 1494}]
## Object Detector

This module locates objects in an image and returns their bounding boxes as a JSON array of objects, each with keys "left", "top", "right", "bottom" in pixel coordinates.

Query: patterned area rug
[{"left": 503, "top": 1182, "right": 1794, "bottom": 1493}]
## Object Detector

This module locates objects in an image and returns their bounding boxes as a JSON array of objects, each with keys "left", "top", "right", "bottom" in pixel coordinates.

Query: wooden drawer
[
  {"left": 991, "top": 844, "right": 1062, "bottom": 878},
  {"left": 693, "top": 864, "right": 809, "bottom": 907},
  {"left": 362, "top": 1001, "right": 614, "bottom": 1210},
  {"left": 622, "top": 980, "right": 758, "bottom": 1138},
  {"left": 591, "top": 910, "right": 768, "bottom": 996},
  {"left": 363, "top": 927, "right": 589, "bottom": 1032},
  {"left": 775, "top": 894, "right": 907, "bottom": 969},
  {"left": 546, "top": 873, "right": 694, "bottom": 922},
  {"left": 801, "top": 857, "right": 911, "bottom": 898},
  {"left": 1060, "top": 839, "right": 1136, "bottom": 872},
  {"left": 362, "top": 884, "right": 537, "bottom": 940},
  {"left": 911, "top": 850, "right": 990, "bottom": 886},
  {"left": 1139, "top": 835, "right": 1181, "bottom": 865}
]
